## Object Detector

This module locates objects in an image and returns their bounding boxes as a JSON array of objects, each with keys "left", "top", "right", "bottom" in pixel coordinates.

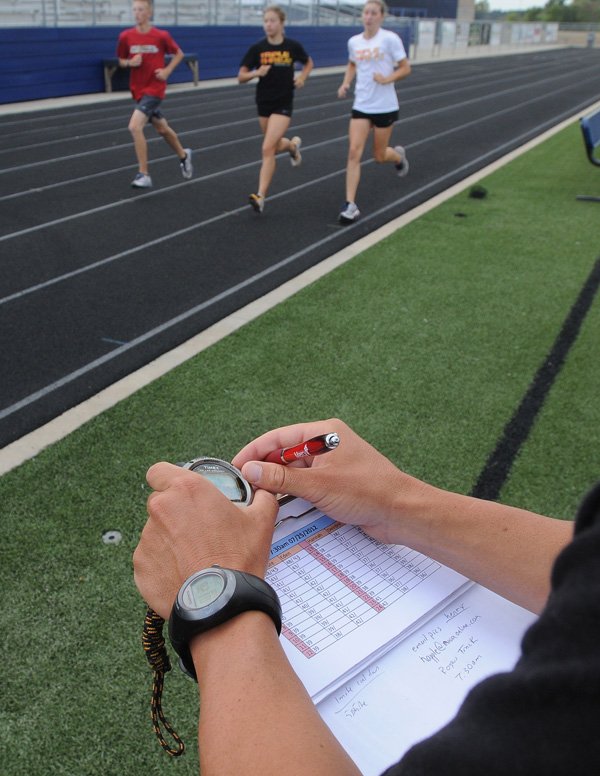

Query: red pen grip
[{"left": 264, "top": 434, "right": 338, "bottom": 464}]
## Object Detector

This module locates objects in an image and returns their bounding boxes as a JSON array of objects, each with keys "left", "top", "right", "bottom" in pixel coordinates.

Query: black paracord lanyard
[{"left": 141, "top": 607, "right": 185, "bottom": 757}]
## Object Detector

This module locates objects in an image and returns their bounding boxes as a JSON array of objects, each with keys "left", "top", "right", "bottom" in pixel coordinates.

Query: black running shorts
[
  {"left": 351, "top": 109, "right": 399, "bottom": 128},
  {"left": 257, "top": 99, "right": 293, "bottom": 118}
]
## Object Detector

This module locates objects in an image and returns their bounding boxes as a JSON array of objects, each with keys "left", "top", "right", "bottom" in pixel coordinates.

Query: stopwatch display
[{"left": 182, "top": 457, "right": 253, "bottom": 505}]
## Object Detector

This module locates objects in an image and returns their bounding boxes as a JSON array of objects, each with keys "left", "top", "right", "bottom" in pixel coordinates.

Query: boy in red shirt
[{"left": 117, "top": 0, "right": 192, "bottom": 188}]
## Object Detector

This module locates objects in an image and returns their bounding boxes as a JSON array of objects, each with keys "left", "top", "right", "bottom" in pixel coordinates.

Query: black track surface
[{"left": 1, "top": 48, "right": 599, "bottom": 449}]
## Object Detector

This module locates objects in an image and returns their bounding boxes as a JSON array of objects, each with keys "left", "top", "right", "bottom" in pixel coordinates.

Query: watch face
[
  {"left": 182, "top": 571, "right": 226, "bottom": 609},
  {"left": 185, "top": 458, "right": 252, "bottom": 504},
  {"left": 199, "top": 467, "right": 245, "bottom": 501}
]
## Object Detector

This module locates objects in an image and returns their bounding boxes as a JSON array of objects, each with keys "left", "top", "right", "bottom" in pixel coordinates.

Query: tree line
[{"left": 475, "top": 0, "right": 600, "bottom": 23}]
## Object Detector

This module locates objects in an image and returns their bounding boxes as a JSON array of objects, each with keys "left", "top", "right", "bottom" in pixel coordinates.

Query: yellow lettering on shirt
[{"left": 260, "top": 50, "right": 293, "bottom": 66}]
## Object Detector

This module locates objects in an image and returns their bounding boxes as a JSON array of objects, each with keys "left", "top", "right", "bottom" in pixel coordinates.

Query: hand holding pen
[
  {"left": 233, "top": 430, "right": 339, "bottom": 527},
  {"left": 264, "top": 433, "right": 340, "bottom": 464},
  {"left": 232, "top": 420, "right": 411, "bottom": 545}
]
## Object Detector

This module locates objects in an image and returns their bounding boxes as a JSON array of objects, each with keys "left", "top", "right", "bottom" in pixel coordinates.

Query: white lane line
[
  {"left": 1, "top": 78, "right": 596, "bottom": 308},
  {"left": 2, "top": 97, "right": 597, "bottom": 427},
  {"left": 2, "top": 64, "right": 596, "bottom": 245}
]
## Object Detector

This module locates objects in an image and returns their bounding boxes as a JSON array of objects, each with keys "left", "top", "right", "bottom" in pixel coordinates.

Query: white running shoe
[
  {"left": 131, "top": 172, "right": 153, "bottom": 188},
  {"left": 394, "top": 145, "right": 409, "bottom": 177},
  {"left": 289, "top": 136, "right": 302, "bottom": 167},
  {"left": 180, "top": 148, "right": 193, "bottom": 179},
  {"left": 339, "top": 201, "right": 360, "bottom": 224},
  {"left": 249, "top": 193, "right": 265, "bottom": 213}
]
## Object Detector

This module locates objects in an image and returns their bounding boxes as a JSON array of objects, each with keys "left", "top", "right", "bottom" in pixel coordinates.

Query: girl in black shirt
[{"left": 238, "top": 5, "right": 313, "bottom": 213}]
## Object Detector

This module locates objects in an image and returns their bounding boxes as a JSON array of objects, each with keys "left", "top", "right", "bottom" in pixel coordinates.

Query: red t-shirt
[{"left": 117, "top": 26, "right": 180, "bottom": 101}]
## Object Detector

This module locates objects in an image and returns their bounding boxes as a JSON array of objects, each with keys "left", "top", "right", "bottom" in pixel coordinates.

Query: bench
[
  {"left": 577, "top": 108, "right": 600, "bottom": 202},
  {"left": 103, "top": 52, "right": 199, "bottom": 93}
]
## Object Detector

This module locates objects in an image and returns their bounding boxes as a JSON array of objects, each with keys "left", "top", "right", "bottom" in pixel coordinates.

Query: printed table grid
[{"left": 267, "top": 521, "right": 441, "bottom": 658}]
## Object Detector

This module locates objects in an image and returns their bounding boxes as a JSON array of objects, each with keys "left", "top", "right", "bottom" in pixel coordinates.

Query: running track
[{"left": 1, "top": 47, "right": 599, "bottom": 448}]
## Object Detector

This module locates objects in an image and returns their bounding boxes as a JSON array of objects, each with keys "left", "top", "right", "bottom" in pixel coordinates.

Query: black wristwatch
[{"left": 168, "top": 566, "right": 282, "bottom": 681}]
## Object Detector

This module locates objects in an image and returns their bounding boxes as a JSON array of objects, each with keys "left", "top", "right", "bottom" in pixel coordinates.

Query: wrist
[
  {"left": 390, "top": 479, "right": 475, "bottom": 556},
  {"left": 385, "top": 474, "right": 441, "bottom": 547},
  {"left": 190, "top": 610, "right": 280, "bottom": 682},
  {"left": 192, "top": 607, "right": 279, "bottom": 646}
]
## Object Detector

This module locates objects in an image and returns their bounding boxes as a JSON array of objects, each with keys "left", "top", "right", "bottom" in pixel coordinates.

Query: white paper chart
[
  {"left": 266, "top": 502, "right": 468, "bottom": 700},
  {"left": 268, "top": 516, "right": 443, "bottom": 658}
]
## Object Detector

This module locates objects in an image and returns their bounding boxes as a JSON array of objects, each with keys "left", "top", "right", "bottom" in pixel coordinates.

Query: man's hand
[
  {"left": 233, "top": 419, "right": 415, "bottom": 546},
  {"left": 133, "top": 463, "right": 278, "bottom": 618}
]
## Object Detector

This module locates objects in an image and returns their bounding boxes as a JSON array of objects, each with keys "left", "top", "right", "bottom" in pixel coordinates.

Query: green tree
[
  {"left": 475, "top": 0, "right": 491, "bottom": 18},
  {"left": 573, "top": 0, "right": 600, "bottom": 22},
  {"left": 524, "top": 6, "right": 544, "bottom": 18},
  {"left": 502, "top": 0, "right": 600, "bottom": 22}
]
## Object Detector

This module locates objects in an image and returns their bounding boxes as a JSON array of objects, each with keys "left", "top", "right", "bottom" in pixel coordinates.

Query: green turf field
[{"left": 2, "top": 120, "right": 599, "bottom": 775}]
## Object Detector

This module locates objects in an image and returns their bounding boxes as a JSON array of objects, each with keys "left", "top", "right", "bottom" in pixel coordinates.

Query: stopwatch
[{"left": 181, "top": 457, "right": 253, "bottom": 505}]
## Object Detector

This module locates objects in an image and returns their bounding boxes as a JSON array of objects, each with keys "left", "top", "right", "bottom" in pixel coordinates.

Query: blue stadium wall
[{"left": 0, "top": 23, "right": 412, "bottom": 105}]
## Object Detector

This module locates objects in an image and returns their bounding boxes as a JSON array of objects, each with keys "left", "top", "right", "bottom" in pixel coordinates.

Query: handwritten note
[
  {"left": 331, "top": 663, "right": 384, "bottom": 721},
  {"left": 317, "top": 584, "right": 537, "bottom": 776},
  {"left": 408, "top": 600, "right": 488, "bottom": 683}
]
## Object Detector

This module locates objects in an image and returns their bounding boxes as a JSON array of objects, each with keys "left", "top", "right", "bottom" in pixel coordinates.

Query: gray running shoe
[
  {"left": 180, "top": 148, "right": 193, "bottom": 179},
  {"left": 394, "top": 145, "right": 409, "bottom": 177},
  {"left": 249, "top": 193, "right": 265, "bottom": 213},
  {"left": 289, "top": 136, "right": 302, "bottom": 167},
  {"left": 339, "top": 201, "right": 360, "bottom": 224},
  {"left": 131, "top": 172, "right": 152, "bottom": 188}
]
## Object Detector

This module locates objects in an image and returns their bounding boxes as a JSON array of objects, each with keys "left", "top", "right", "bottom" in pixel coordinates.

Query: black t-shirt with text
[{"left": 240, "top": 37, "right": 309, "bottom": 105}]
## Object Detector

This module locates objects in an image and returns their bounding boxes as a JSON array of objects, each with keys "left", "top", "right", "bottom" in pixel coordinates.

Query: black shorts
[
  {"left": 257, "top": 99, "right": 293, "bottom": 118},
  {"left": 351, "top": 109, "right": 399, "bottom": 128},
  {"left": 135, "top": 94, "right": 164, "bottom": 121}
]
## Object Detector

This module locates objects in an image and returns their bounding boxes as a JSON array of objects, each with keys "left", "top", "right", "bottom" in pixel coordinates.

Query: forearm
[
  {"left": 168, "top": 49, "right": 184, "bottom": 74},
  {"left": 238, "top": 68, "right": 258, "bottom": 84},
  {"left": 301, "top": 57, "right": 314, "bottom": 80},
  {"left": 385, "top": 59, "right": 411, "bottom": 84},
  {"left": 157, "top": 50, "right": 183, "bottom": 79},
  {"left": 392, "top": 482, "right": 573, "bottom": 613},
  {"left": 340, "top": 62, "right": 356, "bottom": 89},
  {"left": 192, "top": 612, "right": 361, "bottom": 776}
]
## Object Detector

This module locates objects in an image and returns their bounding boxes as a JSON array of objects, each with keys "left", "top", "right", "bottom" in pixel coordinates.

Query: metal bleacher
[{"left": 0, "top": 0, "right": 366, "bottom": 27}]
